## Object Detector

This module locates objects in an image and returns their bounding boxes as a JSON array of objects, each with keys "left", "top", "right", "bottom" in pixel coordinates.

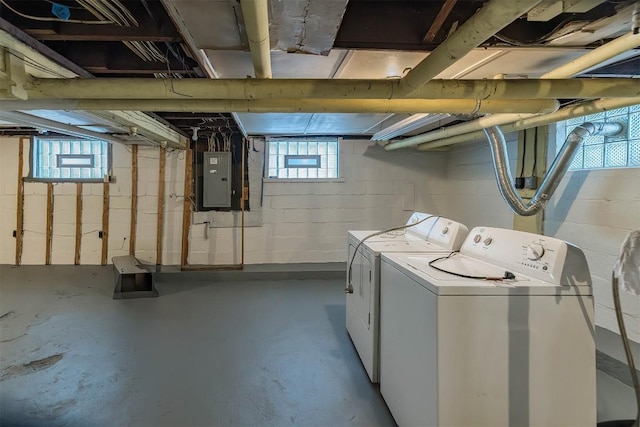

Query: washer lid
[
  {"left": 382, "top": 253, "right": 592, "bottom": 296},
  {"left": 363, "top": 238, "right": 449, "bottom": 255}
]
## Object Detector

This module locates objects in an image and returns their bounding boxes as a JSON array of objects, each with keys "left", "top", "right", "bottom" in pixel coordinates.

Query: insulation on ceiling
[{"left": 269, "top": 0, "right": 348, "bottom": 55}]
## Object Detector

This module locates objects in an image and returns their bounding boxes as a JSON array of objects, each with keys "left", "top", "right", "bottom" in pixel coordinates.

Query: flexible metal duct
[{"left": 484, "top": 122, "right": 623, "bottom": 216}]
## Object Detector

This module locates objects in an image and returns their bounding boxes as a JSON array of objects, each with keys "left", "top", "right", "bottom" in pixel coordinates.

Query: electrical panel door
[{"left": 203, "top": 152, "right": 231, "bottom": 208}]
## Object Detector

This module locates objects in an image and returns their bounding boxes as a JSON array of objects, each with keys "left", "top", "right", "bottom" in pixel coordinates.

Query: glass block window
[
  {"left": 558, "top": 104, "right": 640, "bottom": 170},
  {"left": 32, "top": 138, "right": 111, "bottom": 180},
  {"left": 266, "top": 138, "right": 339, "bottom": 179}
]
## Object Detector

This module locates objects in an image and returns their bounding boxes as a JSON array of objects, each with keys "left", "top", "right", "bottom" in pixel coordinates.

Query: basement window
[
  {"left": 556, "top": 104, "right": 640, "bottom": 170},
  {"left": 266, "top": 137, "right": 339, "bottom": 179},
  {"left": 31, "top": 138, "right": 111, "bottom": 181}
]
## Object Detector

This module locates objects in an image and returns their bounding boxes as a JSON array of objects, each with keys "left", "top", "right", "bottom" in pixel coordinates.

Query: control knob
[
  {"left": 483, "top": 237, "right": 493, "bottom": 246},
  {"left": 526, "top": 243, "right": 545, "bottom": 261},
  {"left": 442, "top": 226, "right": 449, "bottom": 235},
  {"left": 473, "top": 234, "right": 482, "bottom": 243}
]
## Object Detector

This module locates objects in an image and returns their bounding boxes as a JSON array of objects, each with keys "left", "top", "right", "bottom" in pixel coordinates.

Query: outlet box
[
  {"left": 98, "top": 231, "right": 103, "bottom": 239},
  {"left": 525, "top": 176, "right": 538, "bottom": 189},
  {"left": 515, "top": 177, "right": 525, "bottom": 189}
]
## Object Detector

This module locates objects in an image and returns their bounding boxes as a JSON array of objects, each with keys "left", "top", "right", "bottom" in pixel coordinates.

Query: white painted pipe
[
  {"left": 0, "top": 111, "right": 124, "bottom": 144},
  {"left": 23, "top": 77, "right": 640, "bottom": 100},
  {"left": 397, "top": 0, "right": 544, "bottom": 96},
  {"left": 0, "top": 98, "right": 560, "bottom": 114},
  {"left": 542, "top": 32, "right": 640, "bottom": 78},
  {"left": 385, "top": 113, "right": 537, "bottom": 150},
  {"left": 240, "top": 0, "right": 272, "bottom": 79},
  {"left": 416, "top": 97, "right": 640, "bottom": 150},
  {"left": 385, "top": 31, "right": 640, "bottom": 151}
]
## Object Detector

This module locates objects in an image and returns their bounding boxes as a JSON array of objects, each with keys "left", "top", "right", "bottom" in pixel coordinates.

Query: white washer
[
  {"left": 379, "top": 227, "right": 596, "bottom": 427},
  {"left": 346, "top": 212, "right": 469, "bottom": 383}
]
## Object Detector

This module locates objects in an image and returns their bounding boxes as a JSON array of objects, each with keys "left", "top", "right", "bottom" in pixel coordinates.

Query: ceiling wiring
[{"left": 0, "top": 0, "right": 114, "bottom": 23}]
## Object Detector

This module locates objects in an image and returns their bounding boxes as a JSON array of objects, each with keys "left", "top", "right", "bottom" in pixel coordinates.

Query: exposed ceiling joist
[{"left": 23, "top": 22, "right": 181, "bottom": 42}]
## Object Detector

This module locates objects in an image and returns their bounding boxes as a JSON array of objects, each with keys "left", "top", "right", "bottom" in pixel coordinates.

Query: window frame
[
  {"left": 27, "top": 136, "right": 113, "bottom": 183},
  {"left": 264, "top": 137, "right": 343, "bottom": 182}
]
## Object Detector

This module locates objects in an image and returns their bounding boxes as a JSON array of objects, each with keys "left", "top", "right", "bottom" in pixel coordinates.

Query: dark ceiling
[{"left": 0, "top": 0, "right": 636, "bottom": 139}]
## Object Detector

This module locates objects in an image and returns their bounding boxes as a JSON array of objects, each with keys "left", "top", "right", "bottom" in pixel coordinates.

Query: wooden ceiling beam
[{"left": 24, "top": 23, "right": 181, "bottom": 42}]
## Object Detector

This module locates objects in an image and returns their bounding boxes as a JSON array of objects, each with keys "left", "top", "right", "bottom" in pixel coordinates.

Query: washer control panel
[{"left": 460, "top": 227, "right": 569, "bottom": 284}]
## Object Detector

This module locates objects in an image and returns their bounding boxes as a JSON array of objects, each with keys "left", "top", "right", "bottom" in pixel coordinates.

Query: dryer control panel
[
  {"left": 426, "top": 218, "right": 469, "bottom": 252},
  {"left": 459, "top": 227, "right": 587, "bottom": 285},
  {"left": 405, "top": 212, "right": 439, "bottom": 240}
]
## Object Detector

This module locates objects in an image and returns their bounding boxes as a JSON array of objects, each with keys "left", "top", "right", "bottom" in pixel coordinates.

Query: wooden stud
[
  {"left": 15, "top": 138, "right": 25, "bottom": 266},
  {"left": 45, "top": 182, "right": 54, "bottom": 265},
  {"left": 180, "top": 144, "right": 193, "bottom": 269},
  {"left": 156, "top": 146, "right": 166, "bottom": 266},
  {"left": 129, "top": 144, "right": 138, "bottom": 256},
  {"left": 101, "top": 182, "right": 110, "bottom": 265},
  {"left": 74, "top": 183, "right": 82, "bottom": 265}
]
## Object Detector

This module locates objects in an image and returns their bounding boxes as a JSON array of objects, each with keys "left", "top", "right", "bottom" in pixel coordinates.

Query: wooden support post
[
  {"left": 15, "top": 138, "right": 25, "bottom": 266},
  {"left": 45, "top": 182, "right": 54, "bottom": 265},
  {"left": 129, "top": 144, "right": 138, "bottom": 256},
  {"left": 180, "top": 144, "right": 193, "bottom": 269},
  {"left": 75, "top": 183, "right": 82, "bottom": 265},
  {"left": 156, "top": 146, "right": 166, "bottom": 266},
  {"left": 101, "top": 182, "right": 110, "bottom": 265}
]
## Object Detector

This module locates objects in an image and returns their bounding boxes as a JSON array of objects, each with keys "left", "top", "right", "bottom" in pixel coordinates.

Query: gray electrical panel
[{"left": 203, "top": 152, "right": 232, "bottom": 208}]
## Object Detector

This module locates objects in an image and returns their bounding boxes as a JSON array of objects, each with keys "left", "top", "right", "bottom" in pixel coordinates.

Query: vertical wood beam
[
  {"left": 156, "top": 146, "right": 166, "bottom": 266},
  {"left": 75, "top": 183, "right": 82, "bottom": 265},
  {"left": 180, "top": 145, "right": 193, "bottom": 269},
  {"left": 15, "top": 138, "right": 25, "bottom": 266},
  {"left": 101, "top": 182, "right": 110, "bottom": 265},
  {"left": 45, "top": 182, "right": 54, "bottom": 265},
  {"left": 129, "top": 144, "right": 138, "bottom": 256}
]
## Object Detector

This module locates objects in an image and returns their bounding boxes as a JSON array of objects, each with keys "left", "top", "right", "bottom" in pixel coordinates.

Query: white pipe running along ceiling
[
  {"left": 0, "top": 29, "right": 185, "bottom": 146},
  {"left": 385, "top": 30, "right": 640, "bottom": 151}
]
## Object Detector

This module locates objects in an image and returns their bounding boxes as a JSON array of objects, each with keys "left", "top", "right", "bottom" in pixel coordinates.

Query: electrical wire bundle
[{"left": 1, "top": 0, "right": 167, "bottom": 67}]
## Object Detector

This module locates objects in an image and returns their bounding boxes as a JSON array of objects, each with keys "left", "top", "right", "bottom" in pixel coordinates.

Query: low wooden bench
[{"left": 112, "top": 255, "right": 159, "bottom": 299}]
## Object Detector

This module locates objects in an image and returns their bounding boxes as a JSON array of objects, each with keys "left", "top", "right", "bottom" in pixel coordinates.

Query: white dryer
[
  {"left": 379, "top": 227, "right": 596, "bottom": 427},
  {"left": 346, "top": 213, "right": 468, "bottom": 383}
]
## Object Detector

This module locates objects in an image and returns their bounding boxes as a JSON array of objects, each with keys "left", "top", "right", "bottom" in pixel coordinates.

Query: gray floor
[{"left": 0, "top": 265, "right": 396, "bottom": 427}]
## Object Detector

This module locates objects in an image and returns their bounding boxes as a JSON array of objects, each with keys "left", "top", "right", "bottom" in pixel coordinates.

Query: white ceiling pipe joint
[{"left": 484, "top": 121, "right": 623, "bottom": 216}]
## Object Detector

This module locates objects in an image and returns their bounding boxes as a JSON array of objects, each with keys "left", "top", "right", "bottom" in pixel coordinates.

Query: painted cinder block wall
[
  {"left": 189, "top": 139, "right": 449, "bottom": 264},
  {"left": 0, "top": 138, "right": 184, "bottom": 266},
  {"left": 1, "top": 137, "right": 448, "bottom": 266}
]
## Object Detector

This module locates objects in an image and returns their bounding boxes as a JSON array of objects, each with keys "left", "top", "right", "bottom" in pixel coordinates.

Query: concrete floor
[{"left": 0, "top": 265, "right": 396, "bottom": 427}]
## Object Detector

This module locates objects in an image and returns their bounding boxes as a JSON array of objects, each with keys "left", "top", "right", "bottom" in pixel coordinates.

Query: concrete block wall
[
  {"left": 442, "top": 133, "right": 518, "bottom": 229},
  {"left": 0, "top": 138, "right": 184, "bottom": 266},
  {"left": 545, "top": 162, "right": 640, "bottom": 343},
  {"left": 188, "top": 139, "right": 448, "bottom": 264}
]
